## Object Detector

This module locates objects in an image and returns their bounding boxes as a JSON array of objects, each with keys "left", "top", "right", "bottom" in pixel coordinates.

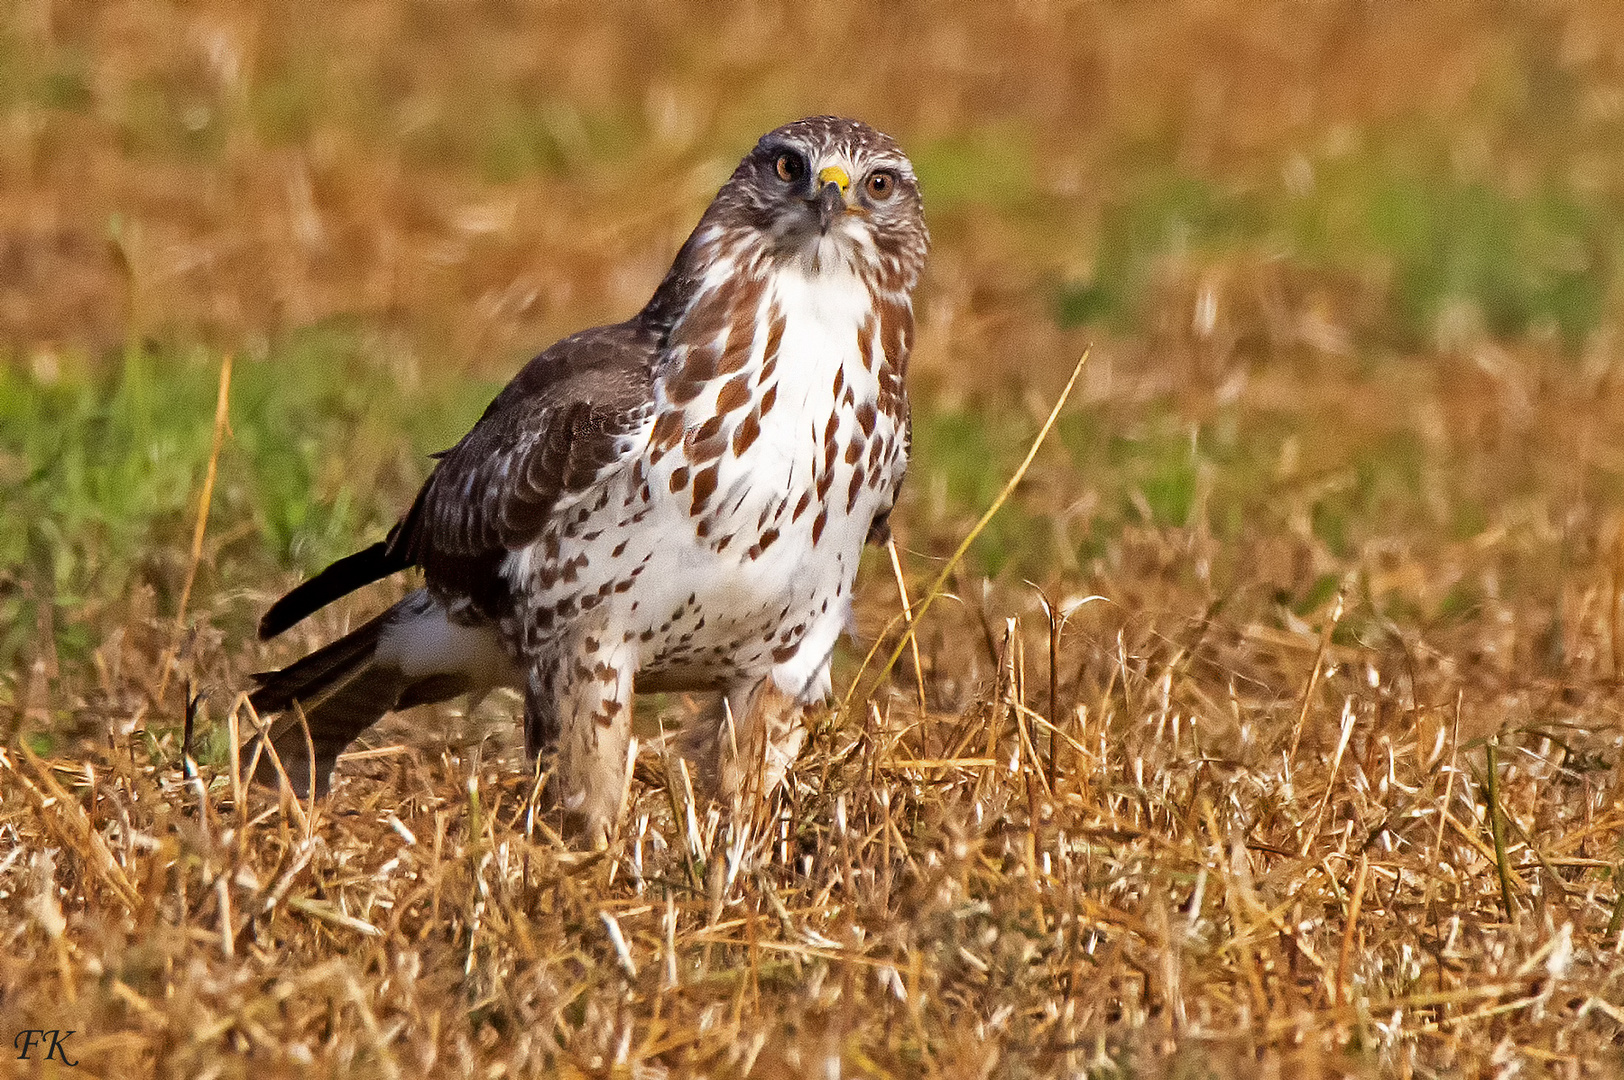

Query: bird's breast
[{"left": 507, "top": 265, "right": 910, "bottom": 693}]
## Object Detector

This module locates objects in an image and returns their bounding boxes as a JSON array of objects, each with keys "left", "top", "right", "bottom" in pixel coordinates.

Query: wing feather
[
  {"left": 260, "top": 321, "right": 658, "bottom": 637},
  {"left": 396, "top": 323, "right": 658, "bottom": 608}
]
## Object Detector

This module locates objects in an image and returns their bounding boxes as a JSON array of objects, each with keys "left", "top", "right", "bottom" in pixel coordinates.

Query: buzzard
[{"left": 249, "top": 116, "right": 928, "bottom": 842}]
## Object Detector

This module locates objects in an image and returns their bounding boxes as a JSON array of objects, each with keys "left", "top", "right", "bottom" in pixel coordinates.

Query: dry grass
[
  {"left": 5, "top": 547, "right": 1624, "bottom": 1076},
  {"left": 6, "top": 2, "right": 1624, "bottom": 1077}
]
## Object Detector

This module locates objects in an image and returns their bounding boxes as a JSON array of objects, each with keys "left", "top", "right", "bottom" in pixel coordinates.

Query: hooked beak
[{"left": 813, "top": 164, "right": 851, "bottom": 231}]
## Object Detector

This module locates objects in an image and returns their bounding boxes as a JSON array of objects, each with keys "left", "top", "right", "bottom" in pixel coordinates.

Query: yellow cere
[{"left": 817, "top": 165, "right": 851, "bottom": 192}]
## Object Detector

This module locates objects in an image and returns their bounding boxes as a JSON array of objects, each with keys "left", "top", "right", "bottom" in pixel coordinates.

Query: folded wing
[{"left": 258, "top": 320, "right": 660, "bottom": 639}]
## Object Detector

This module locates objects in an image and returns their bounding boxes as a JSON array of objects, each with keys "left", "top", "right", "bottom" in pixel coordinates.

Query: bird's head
[{"left": 707, "top": 116, "right": 928, "bottom": 289}]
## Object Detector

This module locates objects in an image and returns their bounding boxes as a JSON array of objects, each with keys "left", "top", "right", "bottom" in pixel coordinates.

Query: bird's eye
[
  {"left": 775, "top": 152, "right": 807, "bottom": 183},
  {"left": 865, "top": 170, "right": 896, "bottom": 200}
]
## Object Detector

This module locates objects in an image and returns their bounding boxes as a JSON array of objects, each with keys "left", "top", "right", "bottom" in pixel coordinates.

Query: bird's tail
[{"left": 246, "top": 590, "right": 514, "bottom": 796}]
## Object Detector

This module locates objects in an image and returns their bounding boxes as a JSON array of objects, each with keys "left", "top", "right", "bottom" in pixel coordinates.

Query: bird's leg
[
  {"left": 708, "top": 677, "right": 808, "bottom": 811},
  {"left": 525, "top": 639, "right": 636, "bottom": 847}
]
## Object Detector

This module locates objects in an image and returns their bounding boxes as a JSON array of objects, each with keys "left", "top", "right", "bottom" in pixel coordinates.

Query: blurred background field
[{"left": 4, "top": 3, "right": 1624, "bottom": 1077}]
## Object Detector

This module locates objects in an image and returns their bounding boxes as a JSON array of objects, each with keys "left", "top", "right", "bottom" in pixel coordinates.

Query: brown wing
[
  {"left": 865, "top": 406, "right": 911, "bottom": 547},
  {"left": 259, "top": 321, "right": 658, "bottom": 638}
]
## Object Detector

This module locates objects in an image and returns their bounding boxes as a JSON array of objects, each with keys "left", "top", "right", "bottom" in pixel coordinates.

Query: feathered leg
[
  {"left": 681, "top": 677, "right": 809, "bottom": 811},
  {"left": 524, "top": 634, "right": 636, "bottom": 847}
]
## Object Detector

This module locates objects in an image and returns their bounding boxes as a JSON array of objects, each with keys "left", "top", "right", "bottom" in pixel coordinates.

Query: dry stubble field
[{"left": 3, "top": 3, "right": 1624, "bottom": 1077}]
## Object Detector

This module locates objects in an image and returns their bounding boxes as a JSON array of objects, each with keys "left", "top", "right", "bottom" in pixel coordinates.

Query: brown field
[{"left": 4, "top": 3, "right": 1624, "bottom": 1077}]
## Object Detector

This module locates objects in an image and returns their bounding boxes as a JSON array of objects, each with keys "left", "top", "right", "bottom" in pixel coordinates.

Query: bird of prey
[{"left": 249, "top": 116, "right": 928, "bottom": 843}]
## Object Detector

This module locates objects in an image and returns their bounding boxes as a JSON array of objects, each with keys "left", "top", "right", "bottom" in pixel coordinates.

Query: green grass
[
  {"left": 1057, "top": 174, "right": 1269, "bottom": 331},
  {"left": 1058, "top": 142, "right": 1620, "bottom": 347},
  {"left": 1, "top": 334, "right": 1545, "bottom": 696},
  {"left": 910, "top": 390, "right": 1491, "bottom": 612},
  {"left": 910, "top": 127, "right": 1040, "bottom": 212},
  {"left": 0, "top": 330, "right": 498, "bottom": 677}
]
